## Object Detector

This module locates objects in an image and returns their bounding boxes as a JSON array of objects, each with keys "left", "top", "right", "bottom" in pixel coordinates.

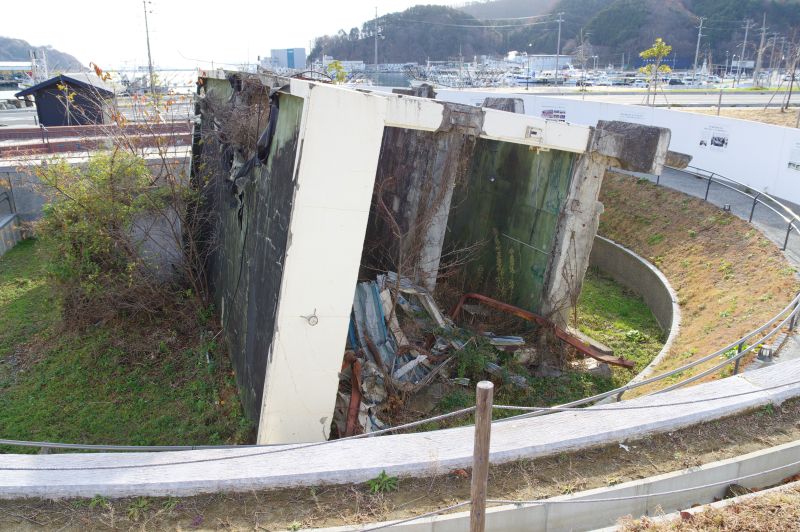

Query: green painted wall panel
[{"left": 445, "top": 139, "right": 576, "bottom": 312}]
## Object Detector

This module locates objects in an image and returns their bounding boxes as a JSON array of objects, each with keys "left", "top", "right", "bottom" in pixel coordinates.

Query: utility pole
[
  {"left": 769, "top": 32, "right": 779, "bottom": 82},
  {"left": 754, "top": 13, "right": 767, "bottom": 86},
  {"left": 736, "top": 19, "right": 752, "bottom": 86},
  {"left": 785, "top": 44, "right": 798, "bottom": 111},
  {"left": 142, "top": 0, "right": 156, "bottom": 102},
  {"left": 554, "top": 12, "right": 563, "bottom": 85},
  {"left": 693, "top": 17, "right": 705, "bottom": 83},
  {"left": 374, "top": 6, "right": 379, "bottom": 71}
]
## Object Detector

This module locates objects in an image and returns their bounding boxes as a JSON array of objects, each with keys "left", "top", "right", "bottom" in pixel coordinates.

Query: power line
[
  {"left": 392, "top": 18, "right": 557, "bottom": 29},
  {"left": 478, "top": 13, "right": 558, "bottom": 21}
]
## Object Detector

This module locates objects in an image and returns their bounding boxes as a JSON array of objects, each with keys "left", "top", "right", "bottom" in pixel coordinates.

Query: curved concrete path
[{"left": 1, "top": 358, "right": 799, "bottom": 499}]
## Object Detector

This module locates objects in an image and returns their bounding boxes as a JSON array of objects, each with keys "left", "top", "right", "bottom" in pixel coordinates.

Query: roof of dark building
[{"left": 15, "top": 73, "right": 115, "bottom": 98}]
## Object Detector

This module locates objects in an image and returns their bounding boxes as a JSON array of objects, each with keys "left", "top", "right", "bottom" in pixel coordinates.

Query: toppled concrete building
[{"left": 192, "top": 71, "right": 670, "bottom": 444}]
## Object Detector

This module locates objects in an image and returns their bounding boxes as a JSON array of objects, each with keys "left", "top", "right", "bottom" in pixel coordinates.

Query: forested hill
[
  {"left": 0, "top": 36, "right": 83, "bottom": 71},
  {"left": 311, "top": 6, "right": 503, "bottom": 64},
  {"left": 311, "top": 0, "right": 800, "bottom": 67}
]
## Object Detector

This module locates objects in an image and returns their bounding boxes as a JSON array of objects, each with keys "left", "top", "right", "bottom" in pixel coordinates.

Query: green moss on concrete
[{"left": 446, "top": 139, "right": 576, "bottom": 312}]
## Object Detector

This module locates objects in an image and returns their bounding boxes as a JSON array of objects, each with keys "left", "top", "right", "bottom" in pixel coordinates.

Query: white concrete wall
[{"left": 436, "top": 90, "right": 800, "bottom": 204}]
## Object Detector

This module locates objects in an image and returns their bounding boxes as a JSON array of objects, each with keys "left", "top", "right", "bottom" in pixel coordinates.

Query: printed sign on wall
[
  {"left": 698, "top": 124, "right": 729, "bottom": 151},
  {"left": 789, "top": 142, "right": 800, "bottom": 172},
  {"left": 540, "top": 108, "right": 566, "bottom": 122}
]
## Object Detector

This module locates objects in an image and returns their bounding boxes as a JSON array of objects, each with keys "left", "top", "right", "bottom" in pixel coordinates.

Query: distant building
[
  {"left": 15, "top": 73, "right": 114, "bottom": 127},
  {"left": 269, "top": 48, "right": 306, "bottom": 70},
  {"left": 506, "top": 52, "right": 573, "bottom": 72}
]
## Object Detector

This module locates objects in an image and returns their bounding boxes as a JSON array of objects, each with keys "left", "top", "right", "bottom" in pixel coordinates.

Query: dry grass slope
[
  {"left": 620, "top": 485, "right": 800, "bottom": 531},
  {"left": 598, "top": 172, "right": 799, "bottom": 392}
]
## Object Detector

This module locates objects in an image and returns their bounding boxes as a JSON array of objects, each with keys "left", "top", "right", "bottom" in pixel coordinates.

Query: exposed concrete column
[
  {"left": 372, "top": 102, "right": 482, "bottom": 292},
  {"left": 541, "top": 121, "right": 671, "bottom": 328},
  {"left": 540, "top": 149, "right": 608, "bottom": 327}
]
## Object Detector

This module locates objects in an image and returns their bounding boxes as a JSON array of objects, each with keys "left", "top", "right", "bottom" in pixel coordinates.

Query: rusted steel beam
[
  {"left": 342, "top": 351, "right": 363, "bottom": 437},
  {"left": 450, "top": 293, "right": 635, "bottom": 369}
]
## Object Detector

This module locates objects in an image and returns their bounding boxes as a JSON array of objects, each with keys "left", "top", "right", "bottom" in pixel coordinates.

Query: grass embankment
[
  {"left": 599, "top": 172, "right": 799, "bottom": 392},
  {"left": 0, "top": 239, "right": 251, "bottom": 451},
  {"left": 576, "top": 268, "right": 665, "bottom": 384}
]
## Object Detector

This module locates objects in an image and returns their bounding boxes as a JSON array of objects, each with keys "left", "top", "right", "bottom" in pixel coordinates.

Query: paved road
[{"left": 651, "top": 167, "right": 800, "bottom": 369}]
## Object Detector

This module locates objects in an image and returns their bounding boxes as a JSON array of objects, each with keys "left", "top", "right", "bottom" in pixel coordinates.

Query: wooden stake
[{"left": 470, "top": 380, "right": 494, "bottom": 532}]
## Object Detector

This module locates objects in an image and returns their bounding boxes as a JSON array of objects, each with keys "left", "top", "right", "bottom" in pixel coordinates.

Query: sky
[{"left": 1, "top": 0, "right": 463, "bottom": 70}]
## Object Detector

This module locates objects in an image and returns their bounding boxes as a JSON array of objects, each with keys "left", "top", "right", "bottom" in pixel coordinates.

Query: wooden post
[{"left": 470, "top": 380, "right": 494, "bottom": 532}]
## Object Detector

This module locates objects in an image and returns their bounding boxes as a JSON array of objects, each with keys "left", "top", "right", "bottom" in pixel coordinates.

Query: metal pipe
[
  {"left": 733, "top": 342, "right": 743, "bottom": 375},
  {"left": 784, "top": 222, "right": 793, "bottom": 251},
  {"left": 749, "top": 193, "right": 760, "bottom": 222},
  {"left": 704, "top": 174, "right": 713, "bottom": 201}
]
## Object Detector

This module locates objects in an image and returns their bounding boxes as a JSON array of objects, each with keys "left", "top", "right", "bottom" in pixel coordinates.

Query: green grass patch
[
  {"left": 576, "top": 268, "right": 664, "bottom": 385},
  {"left": 0, "top": 239, "right": 251, "bottom": 452}
]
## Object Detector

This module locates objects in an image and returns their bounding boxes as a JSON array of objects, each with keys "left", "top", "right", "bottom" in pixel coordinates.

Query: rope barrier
[
  {"left": 0, "top": 406, "right": 476, "bottom": 471},
  {"left": 493, "top": 378, "right": 800, "bottom": 414}
]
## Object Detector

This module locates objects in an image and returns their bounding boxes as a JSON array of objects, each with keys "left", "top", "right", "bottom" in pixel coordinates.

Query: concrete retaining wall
[
  {"left": 590, "top": 235, "right": 676, "bottom": 332},
  {"left": 320, "top": 440, "right": 800, "bottom": 532},
  {"left": 0, "top": 151, "right": 191, "bottom": 222},
  {"left": 0, "top": 214, "right": 21, "bottom": 256},
  {"left": 589, "top": 235, "right": 681, "bottom": 382}
]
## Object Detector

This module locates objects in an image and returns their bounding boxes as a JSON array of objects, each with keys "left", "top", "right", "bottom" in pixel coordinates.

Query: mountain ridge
[
  {"left": 0, "top": 36, "right": 84, "bottom": 72},
  {"left": 311, "top": 0, "right": 800, "bottom": 68}
]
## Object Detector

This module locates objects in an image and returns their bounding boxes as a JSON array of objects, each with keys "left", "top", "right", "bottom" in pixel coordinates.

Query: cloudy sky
[{"left": 1, "top": 0, "right": 463, "bottom": 69}]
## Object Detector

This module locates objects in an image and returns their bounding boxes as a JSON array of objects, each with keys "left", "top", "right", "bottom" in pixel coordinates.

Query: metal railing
[{"left": 657, "top": 165, "right": 800, "bottom": 251}]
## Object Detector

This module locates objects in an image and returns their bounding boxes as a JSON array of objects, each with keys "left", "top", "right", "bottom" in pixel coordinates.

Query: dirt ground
[
  {"left": 2, "top": 399, "right": 800, "bottom": 531},
  {"left": 599, "top": 172, "right": 799, "bottom": 394},
  {"left": 677, "top": 106, "right": 800, "bottom": 128}
]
